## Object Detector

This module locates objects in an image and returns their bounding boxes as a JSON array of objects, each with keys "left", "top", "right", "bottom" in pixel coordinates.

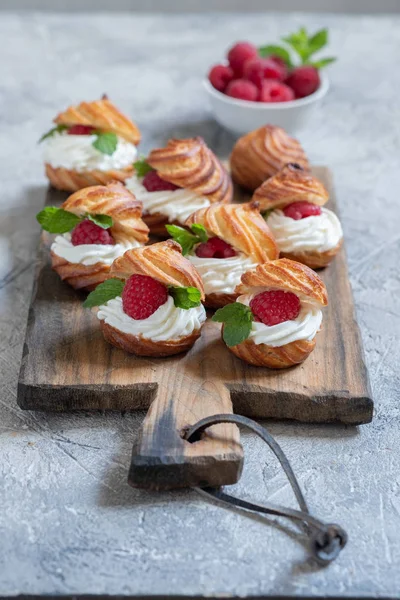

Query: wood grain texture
[{"left": 18, "top": 168, "right": 373, "bottom": 427}]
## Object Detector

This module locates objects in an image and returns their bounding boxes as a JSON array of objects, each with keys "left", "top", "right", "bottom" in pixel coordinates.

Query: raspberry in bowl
[{"left": 205, "top": 29, "right": 334, "bottom": 134}]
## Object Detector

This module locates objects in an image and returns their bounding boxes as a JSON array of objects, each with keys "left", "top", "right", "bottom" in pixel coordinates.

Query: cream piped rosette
[
  {"left": 253, "top": 164, "right": 343, "bottom": 269},
  {"left": 218, "top": 258, "right": 328, "bottom": 369},
  {"left": 42, "top": 97, "right": 141, "bottom": 192},
  {"left": 50, "top": 182, "right": 149, "bottom": 291},
  {"left": 230, "top": 125, "right": 310, "bottom": 192},
  {"left": 184, "top": 202, "right": 279, "bottom": 308},
  {"left": 126, "top": 137, "right": 233, "bottom": 236},
  {"left": 96, "top": 240, "right": 206, "bottom": 357}
]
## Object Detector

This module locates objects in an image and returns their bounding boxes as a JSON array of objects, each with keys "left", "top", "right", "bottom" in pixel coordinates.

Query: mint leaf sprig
[
  {"left": 38, "top": 124, "right": 118, "bottom": 156},
  {"left": 166, "top": 223, "right": 208, "bottom": 256},
  {"left": 38, "top": 124, "right": 68, "bottom": 143},
  {"left": 84, "top": 279, "right": 202, "bottom": 310},
  {"left": 212, "top": 303, "right": 254, "bottom": 347},
  {"left": 259, "top": 27, "right": 336, "bottom": 69},
  {"left": 134, "top": 157, "right": 154, "bottom": 177},
  {"left": 36, "top": 207, "right": 113, "bottom": 234}
]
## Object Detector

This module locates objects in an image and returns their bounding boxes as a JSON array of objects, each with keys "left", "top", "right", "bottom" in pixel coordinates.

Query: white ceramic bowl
[{"left": 204, "top": 73, "right": 329, "bottom": 135}]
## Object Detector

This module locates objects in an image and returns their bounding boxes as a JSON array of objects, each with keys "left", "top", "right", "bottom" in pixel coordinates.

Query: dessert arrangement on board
[{"left": 36, "top": 96, "right": 344, "bottom": 367}]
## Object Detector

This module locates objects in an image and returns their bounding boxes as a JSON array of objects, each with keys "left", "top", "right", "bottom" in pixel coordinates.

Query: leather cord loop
[{"left": 184, "top": 413, "right": 347, "bottom": 566}]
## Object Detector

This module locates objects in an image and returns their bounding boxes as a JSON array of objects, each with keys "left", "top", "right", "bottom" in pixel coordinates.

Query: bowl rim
[{"left": 203, "top": 72, "right": 329, "bottom": 110}]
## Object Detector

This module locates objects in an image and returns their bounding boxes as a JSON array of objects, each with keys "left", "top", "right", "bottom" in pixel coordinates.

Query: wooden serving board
[{"left": 18, "top": 167, "right": 373, "bottom": 427}]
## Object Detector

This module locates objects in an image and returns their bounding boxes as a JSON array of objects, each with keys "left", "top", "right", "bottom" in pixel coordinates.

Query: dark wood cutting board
[{"left": 18, "top": 167, "right": 373, "bottom": 427}]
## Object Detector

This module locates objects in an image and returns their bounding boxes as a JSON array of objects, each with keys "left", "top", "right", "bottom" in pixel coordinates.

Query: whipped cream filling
[
  {"left": 266, "top": 207, "right": 343, "bottom": 253},
  {"left": 125, "top": 174, "right": 210, "bottom": 225},
  {"left": 189, "top": 252, "right": 257, "bottom": 295},
  {"left": 97, "top": 295, "right": 206, "bottom": 342},
  {"left": 238, "top": 293, "right": 322, "bottom": 347},
  {"left": 51, "top": 233, "right": 141, "bottom": 267},
  {"left": 43, "top": 131, "right": 137, "bottom": 172}
]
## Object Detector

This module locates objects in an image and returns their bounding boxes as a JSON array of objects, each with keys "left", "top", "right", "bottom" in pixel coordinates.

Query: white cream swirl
[
  {"left": 238, "top": 293, "right": 322, "bottom": 347},
  {"left": 51, "top": 233, "right": 141, "bottom": 267},
  {"left": 97, "top": 295, "right": 206, "bottom": 342},
  {"left": 188, "top": 252, "right": 257, "bottom": 295},
  {"left": 42, "top": 131, "right": 137, "bottom": 171},
  {"left": 125, "top": 175, "right": 210, "bottom": 225},
  {"left": 266, "top": 208, "right": 343, "bottom": 253}
]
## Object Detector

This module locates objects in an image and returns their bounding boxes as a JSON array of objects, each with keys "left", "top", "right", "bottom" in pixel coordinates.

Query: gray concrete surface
[{"left": 0, "top": 10, "right": 399, "bottom": 599}]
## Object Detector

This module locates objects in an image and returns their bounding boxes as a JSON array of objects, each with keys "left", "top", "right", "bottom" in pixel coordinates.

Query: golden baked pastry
[
  {"left": 87, "top": 240, "right": 206, "bottom": 357},
  {"left": 253, "top": 164, "right": 343, "bottom": 269},
  {"left": 230, "top": 125, "right": 310, "bottom": 191},
  {"left": 44, "top": 182, "right": 149, "bottom": 291},
  {"left": 147, "top": 137, "right": 233, "bottom": 204},
  {"left": 215, "top": 258, "right": 328, "bottom": 368},
  {"left": 177, "top": 202, "right": 279, "bottom": 308},
  {"left": 42, "top": 97, "right": 140, "bottom": 192}
]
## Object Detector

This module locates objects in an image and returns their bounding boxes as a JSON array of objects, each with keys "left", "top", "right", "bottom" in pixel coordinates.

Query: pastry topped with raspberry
[
  {"left": 125, "top": 137, "right": 233, "bottom": 237},
  {"left": 36, "top": 181, "right": 149, "bottom": 292},
  {"left": 213, "top": 258, "right": 328, "bottom": 369},
  {"left": 39, "top": 96, "right": 141, "bottom": 192},
  {"left": 84, "top": 240, "right": 206, "bottom": 357},
  {"left": 253, "top": 163, "right": 343, "bottom": 269},
  {"left": 167, "top": 201, "right": 278, "bottom": 309}
]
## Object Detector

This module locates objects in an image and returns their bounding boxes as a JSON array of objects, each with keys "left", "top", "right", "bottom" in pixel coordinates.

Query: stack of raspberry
[{"left": 208, "top": 41, "right": 320, "bottom": 103}]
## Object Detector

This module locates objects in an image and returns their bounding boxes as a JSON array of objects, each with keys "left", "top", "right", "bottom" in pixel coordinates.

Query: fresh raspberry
[
  {"left": 67, "top": 125, "right": 95, "bottom": 135},
  {"left": 195, "top": 236, "right": 237, "bottom": 259},
  {"left": 243, "top": 58, "right": 285, "bottom": 88},
  {"left": 122, "top": 274, "right": 168, "bottom": 320},
  {"left": 259, "top": 80, "right": 295, "bottom": 103},
  {"left": 226, "top": 79, "right": 258, "bottom": 102},
  {"left": 285, "top": 66, "right": 320, "bottom": 98},
  {"left": 71, "top": 219, "right": 114, "bottom": 246},
  {"left": 283, "top": 201, "right": 322, "bottom": 220},
  {"left": 250, "top": 290, "right": 300, "bottom": 326},
  {"left": 142, "top": 170, "right": 179, "bottom": 192},
  {"left": 227, "top": 42, "right": 258, "bottom": 76},
  {"left": 208, "top": 64, "right": 234, "bottom": 92},
  {"left": 269, "top": 55, "right": 288, "bottom": 79}
]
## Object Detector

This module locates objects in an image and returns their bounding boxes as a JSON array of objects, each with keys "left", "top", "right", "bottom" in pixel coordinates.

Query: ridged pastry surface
[
  {"left": 54, "top": 97, "right": 141, "bottom": 145},
  {"left": 236, "top": 258, "right": 328, "bottom": 307},
  {"left": 109, "top": 239, "right": 205, "bottom": 300},
  {"left": 185, "top": 201, "right": 279, "bottom": 263},
  {"left": 45, "top": 164, "right": 134, "bottom": 193},
  {"left": 228, "top": 336, "right": 316, "bottom": 368},
  {"left": 252, "top": 163, "right": 329, "bottom": 211},
  {"left": 147, "top": 137, "right": 233, "bottom": 204},
  {"left": 62, "top": 181, "right": 149, "bottom": 245},
  {"left": 230, "top": 125, "right": 310, "bottom": 191}
]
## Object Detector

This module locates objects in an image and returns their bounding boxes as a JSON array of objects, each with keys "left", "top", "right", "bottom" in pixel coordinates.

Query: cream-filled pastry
[
  {"left": 125, "top": 137, "right": 233, "bottom": 236},
  {"left": 36, "top": 181, "right": 149, "bottom": 291},
  {"left": 167, "top": 202, "right": 278, "bottom": 308},
  {"left": 213, "top": 258, "right": 328, "bottom": 368},
  {"left": 253, "top": 163, "right": 343, "bottom": 268},
  {"left": 40, "top": 96, "right": 141, "bottom": 192},
  {"left": 84, "top": 240, "right": 206, "bottom": 357},
  {"left": 230, "top": 125, "right": 310, "bottom": 191}
]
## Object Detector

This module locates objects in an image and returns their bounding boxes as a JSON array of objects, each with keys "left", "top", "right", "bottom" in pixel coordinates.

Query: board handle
[{"left": 128, "top": 378, "right": 243, "bottom": 490}]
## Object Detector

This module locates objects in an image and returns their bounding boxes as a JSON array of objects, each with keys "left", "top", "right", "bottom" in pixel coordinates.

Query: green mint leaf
[
  {"left": 309, "top": 57, "right": 336, "bottom": 69},
  {"left": 83, "top": 278, "right": 125, "bottom": 308},
  {"left": 38, "top": 124, "right": 68, "bottom": 143},
  {"left": 258, "top": 44, "right": 293, "bottom": 68},
  {"left": 191, "top": 223, "right": 208, "bottom": 243},
  {"left": 307, "top": 28, "right": 328, "bottom": 56},
  {"left": 36, "top": 207, "right": 82, "bottom": 234},
  {"left": 282, "top": 27, "right": 311, "bottom": 63},
  {"left": 165, "top": 224, "right": 199, "bottom": 256},
  {"left": 133, "top": 157, "right": 154, "bottom": 177},
  {"left": 92, "top": 131, "right": 118, "bottom": 155},
  {"left": 169, "top": 286, "right": 201, "bottom": 309},
  {"left": 263, "top": 208, "right": 274, "bottom": 221},
  {"left": 87, "top": 213, "right": 113, "bottom": 229},
  {"left": 212, "top": 303, "right": 253, "bottom": 347}
]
